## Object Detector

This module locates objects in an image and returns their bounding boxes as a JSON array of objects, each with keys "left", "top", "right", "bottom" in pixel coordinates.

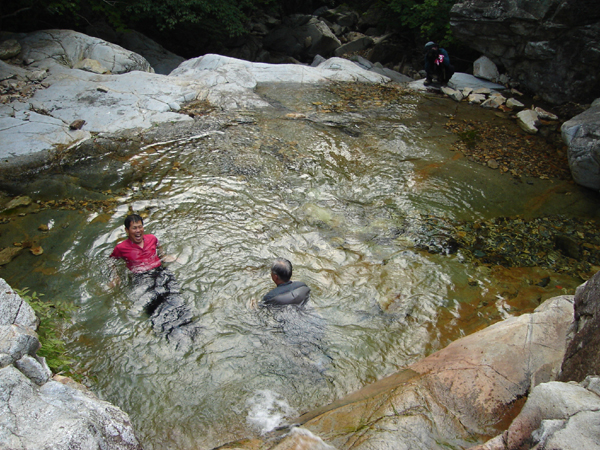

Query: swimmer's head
[
  {"left": 271, "top": 258, "right": 292, "bottom": 283},
  {"left": 124, "top": 214, "right": 144, "bottom": 229}
]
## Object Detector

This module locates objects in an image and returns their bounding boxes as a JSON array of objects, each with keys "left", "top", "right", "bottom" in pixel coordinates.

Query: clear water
[{"left": 2, "top": 84, "right": 598, "bottom": 449}]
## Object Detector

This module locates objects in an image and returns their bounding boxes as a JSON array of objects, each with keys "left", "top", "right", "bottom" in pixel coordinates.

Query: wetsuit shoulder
[{"left": 262, "top": 281, "right": 311, "bottom": 306}]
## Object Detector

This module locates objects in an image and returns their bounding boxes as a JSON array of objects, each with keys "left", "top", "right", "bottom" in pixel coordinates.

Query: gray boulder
[
  {"left": 334, "top": 36, "right": 374, "bottom": 57},
  {"left": 469, "top": 377, "right": 600, "bottom": 450},
  {"left": 263, "top": 15, "right": 341, "bottom": 60},
  {"left": 473, "top": 55, "right": 500, "bottom": 82},
  {"left": 0, "top": 366, "right": 142, "bottom": 450},
  {"left": 408, "top": 72, "right": 506, "bottom": 93},
  {"left": 368, "top": 64, "right": 413, "bottom": 84},
  {"left": 561, "top": 103, "right": 600, "bottom": 191},
  {"left": 0, "top": 277, "right": 142, "bottom": 450},
  {"left": 0, "top": 39, "right": 21, "bottom": 60},
  {"left": 112, "top": 30, "right": 185, "bottom": 75},
  {"left": 559, "top": 270, "right": 600, "bottom": 380},
  {"left": 14, "top": 29, "right": 154, "bottom": 74},
  {"left": 450, "top": 0, "right": 600, "bottom": 104},
  {"left": 0, "top": 279, "right": 38, "bottom": 329}
]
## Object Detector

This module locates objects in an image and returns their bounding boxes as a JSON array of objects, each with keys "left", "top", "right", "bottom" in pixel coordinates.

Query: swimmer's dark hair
[
  {"left": 124, "top": 214, "right": 144, "bottom": 229},
  {"left": 271, "top": 258, "right": 292, "bottom": 282}
]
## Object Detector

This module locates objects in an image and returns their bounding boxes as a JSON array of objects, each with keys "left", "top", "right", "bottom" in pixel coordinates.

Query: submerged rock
[{"left": 224, "top": 294, "right": 575, "bottom": 449}]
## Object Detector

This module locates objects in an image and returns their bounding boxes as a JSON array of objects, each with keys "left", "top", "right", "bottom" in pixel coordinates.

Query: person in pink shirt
[
  {"left": 110, "top": 214, "right": 169, "bottom": 275},
  {"left": 109, "top": 214, "right": 181, "bottom": 316},
  {"left": 109, "top": 214, "right": 201, "bottom": 344}
]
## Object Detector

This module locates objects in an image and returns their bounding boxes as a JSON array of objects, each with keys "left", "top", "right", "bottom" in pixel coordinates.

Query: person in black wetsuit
[
  {"left": 261, "top": 258, "right": 310, "bottom": 307},
  {"left": 423, "top": 41, "right": 455, "bottom": 86}
]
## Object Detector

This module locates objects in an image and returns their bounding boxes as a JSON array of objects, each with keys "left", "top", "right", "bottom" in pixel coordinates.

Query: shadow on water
[{"left": 0, "top": 83, "right": 599, "bottom": 449}]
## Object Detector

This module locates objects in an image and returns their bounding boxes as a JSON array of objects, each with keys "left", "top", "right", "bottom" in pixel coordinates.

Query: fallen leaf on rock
[{"left": 30, "top": 246, "right": 43, "bottom": 256}]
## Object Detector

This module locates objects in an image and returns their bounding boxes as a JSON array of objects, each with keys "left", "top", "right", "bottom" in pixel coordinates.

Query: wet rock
[
  {"left": 0, "top": 279, "right": 38, "bottom": 328},
  {"left": 559, "top": 270, "right": 600, "bottom": 382},
  {"left": 0, "top": 277, "right": 143, "bottom": 449},
  {"left": 0, "top": 324, "right": 40, "bottom": 366},
  {"left": 14, "top": 354, "right": 52, "bottom": 385},
  {"left": 441, "top": 85, "right": 464, "bottom": 102},
  {"left": 481, "top": 94, "right": 505, "bottom": 109},
  {"left": 473, "top": 87, "right": 492, "bottom": 96},
  {"left": 0, "top": 39, "right": 21, "bottom": 60},
  {"left": 535, "top": 106, "right": 558, "bottom": 121},
  {"left": 561, "top": 103, "right": 600, "bottom": 190},
  {"left": 0, "top": 366, "right": 143, "bottom": 450},
  {"left": 368, "top": 64, "right": 412, "bottom": 84},
  {"left": 468, "top": 93, "right": 486, "bottom": 104},
  {"left": 234, "top": 427, "right": 336, "bottom": 450},
  {"left": 487, "top": 159, "right": 499, "bottom": 169},
  {"left": 470, "top": 377, "right": 600, "bottom": 450},
  {"left": 5, "top": 195, "right": 32, "bottom": 210},
  {"left": 0, "top": 247, "right": 22, "bottom": 265}
]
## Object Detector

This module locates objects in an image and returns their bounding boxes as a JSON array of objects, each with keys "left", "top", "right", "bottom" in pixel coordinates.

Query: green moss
[{"left": 17, "top": 288, "right": 76, "bottom": 375}]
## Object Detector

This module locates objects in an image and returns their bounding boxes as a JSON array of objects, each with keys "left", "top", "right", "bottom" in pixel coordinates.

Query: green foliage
[
  {"left": 16, "top": 288, "right": 76, "bottom": 375},
  {"left": 386, "top": 0, "right": 456, "bottom": 45},
  {"left": 1, "top": 0, "right": 279, "bottom": 37}
]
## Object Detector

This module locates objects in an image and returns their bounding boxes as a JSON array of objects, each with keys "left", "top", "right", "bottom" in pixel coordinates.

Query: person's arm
[{"left": 157, "top": 243, "right": 178, "bottom": 263}]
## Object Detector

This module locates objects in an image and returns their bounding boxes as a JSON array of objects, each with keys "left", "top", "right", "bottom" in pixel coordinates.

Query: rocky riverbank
[
  {"left": 3, "top": 269, "right": 599, "bottom": 449},
  {"left": 217, "top": 271, "right": 600, "bottom": 450},
  {"left": 0, "top": 5, "right": 599, "bottom": 448},
  {"left": 0, "top": 279, "right": 142, "bottom": 449}
]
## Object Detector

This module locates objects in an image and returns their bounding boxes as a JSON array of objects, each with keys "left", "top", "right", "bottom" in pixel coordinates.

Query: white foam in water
[{"left": 246, "top": 390, "right": 297, "bottom": 434}]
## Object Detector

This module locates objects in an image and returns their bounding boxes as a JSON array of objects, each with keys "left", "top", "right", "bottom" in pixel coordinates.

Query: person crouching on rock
[
  {"left": 424, "top": 41, "right": 455, "bottom": 87},
  {"left": 260, "top": 258, "right": 311, "bottom": 307},
  {"left": 108, "top": 214, "right": 180, "bottom": 315}
]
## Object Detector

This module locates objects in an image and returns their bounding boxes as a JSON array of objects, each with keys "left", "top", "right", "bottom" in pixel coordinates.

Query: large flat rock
[{"left": 0, "top": 31, "right": 390, "bottom": 176}]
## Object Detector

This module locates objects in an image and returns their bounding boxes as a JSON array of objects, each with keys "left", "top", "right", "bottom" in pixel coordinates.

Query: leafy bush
[
  {"left": 386, "top": 0, "right": 456, "bottom": 45},
  {"left": 1, "top": 0, "right": 277, "bottom": 36},
  {"left": 16, "top": 288, "right": 76, "bottom": 375}
]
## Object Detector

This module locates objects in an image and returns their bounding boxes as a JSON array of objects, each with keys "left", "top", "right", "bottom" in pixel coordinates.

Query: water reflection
[{"left": 1, "top": 84, "right": 598, "bottom": 449}]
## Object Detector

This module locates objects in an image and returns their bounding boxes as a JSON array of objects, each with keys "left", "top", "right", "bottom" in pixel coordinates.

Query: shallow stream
[{"left": 1, "top": 83, "right": 599, "bottom": 449}]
